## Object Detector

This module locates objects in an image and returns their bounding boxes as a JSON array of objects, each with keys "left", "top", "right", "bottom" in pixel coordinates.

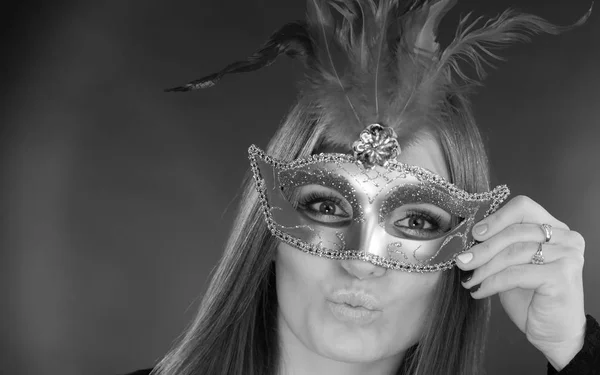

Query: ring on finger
[
  {"left": 540, "top": 223, "right": 552, "bottom": 243},
  {"left": 531, "top": 243, "right": 545, "bottom": 265}
]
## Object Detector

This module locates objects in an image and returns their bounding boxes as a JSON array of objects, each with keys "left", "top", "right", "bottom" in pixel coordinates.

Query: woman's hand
[{"left": 455, "top": 195, "right": 587, "bottom": 370}]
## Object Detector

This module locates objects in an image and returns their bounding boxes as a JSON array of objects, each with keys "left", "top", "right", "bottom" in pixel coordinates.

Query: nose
[
  {"left": 340, "top": 258, "right": 386, "bottom": 279},
  {"left": 340, "top": 213, "right": 387, "bottom": 279}
]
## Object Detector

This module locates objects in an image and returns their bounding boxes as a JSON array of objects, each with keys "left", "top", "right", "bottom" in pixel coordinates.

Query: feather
[
  {"left": 305, "top": 0, "right": 361, "bottom": 123},
  {"left": 302, "top": 0, "right": 593, "bottom": 147},
  {"left": 434, "top": 3, "right": 593, "bottom": 86},
  {"left": 166, "top": 0, "right": 593, "bottom": 149},
  {"left": 301, "top": 0, "right": 458, "bottom": 147},
  {"left": 164, "top": 22, "right": 313, "bottom": 92},
  {"left": 414, "top": 0, "right": 457, "bottom": 54}
]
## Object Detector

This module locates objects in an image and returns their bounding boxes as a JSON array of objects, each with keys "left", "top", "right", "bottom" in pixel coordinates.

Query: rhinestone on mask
[{"left": 352, "top": 124, "right": 400, "bottom": 169}]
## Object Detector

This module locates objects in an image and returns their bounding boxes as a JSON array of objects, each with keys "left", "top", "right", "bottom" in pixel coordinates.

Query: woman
[{"left": 127, "top": 1, "right": 599, "bottom": 374}]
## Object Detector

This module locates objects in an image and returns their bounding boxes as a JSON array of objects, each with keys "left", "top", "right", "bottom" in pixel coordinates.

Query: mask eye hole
[
  {"left": 384, "top": 203, "right": 460, "bottom": 240},
  {"left": 291, "top": 185, "right": 353, "bottom": 226}
]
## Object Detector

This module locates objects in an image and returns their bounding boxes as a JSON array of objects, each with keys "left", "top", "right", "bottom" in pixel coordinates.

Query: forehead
[{"left": 396, "top": 137, "right": 449, "bottom": 181}]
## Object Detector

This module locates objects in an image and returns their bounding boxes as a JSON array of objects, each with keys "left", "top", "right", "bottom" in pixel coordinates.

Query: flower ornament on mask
[{"left": 353, "top": 124, "right": 400, "bottom": 169}]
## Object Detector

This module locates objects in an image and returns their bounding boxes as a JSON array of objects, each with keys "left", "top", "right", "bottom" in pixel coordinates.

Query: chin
[
  {"left": 321, "top": 340, "right": 384, "bottom": 363},
  {"left": 310, "top": 319, "right": 396, "bottom": 363}
]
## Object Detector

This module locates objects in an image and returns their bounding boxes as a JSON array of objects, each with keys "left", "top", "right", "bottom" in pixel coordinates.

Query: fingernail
[
  {"left": 457, "top": 252, "right": 473, "bottom": 264},
  {"left": 460, "top": 270, "right": 473, "bottom": 283},
  {"left": 474, "top": 223, "right": 488, "bottom": 236},
  {"left": 469, "top": 284, "right": 481, "bottom": 294}
]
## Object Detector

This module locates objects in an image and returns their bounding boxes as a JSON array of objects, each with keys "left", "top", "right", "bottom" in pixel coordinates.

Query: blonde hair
[{"left": 152, "top": 90, "right": 492, "bottom": 375}]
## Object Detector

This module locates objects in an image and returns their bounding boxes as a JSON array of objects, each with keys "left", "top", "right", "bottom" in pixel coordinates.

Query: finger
[
  {"left": 472, "top": 195, "right": 569, "bottom": 242},
  {"left": 456, "top": 225, "right": 576, "bottom": 270},
  {"left": 468, "top": 262, "right": 553, "bottom": 299},
  {"left": 470, "top": 258, "right": 584, "bottom": 299},
  {"left": 461, "top": 242, "right": 569, "bottom": 289}
]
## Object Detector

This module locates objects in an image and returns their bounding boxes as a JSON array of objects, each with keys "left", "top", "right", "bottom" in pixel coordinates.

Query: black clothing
[
  {"left": 124, "top": 315, "right": 600, "bottom": 375},
  {"left": 546, "top": 314, "right": 600, "bottom": 374},
  {"left": 123, "top": 371, "right": 152, "bottom": 375}
]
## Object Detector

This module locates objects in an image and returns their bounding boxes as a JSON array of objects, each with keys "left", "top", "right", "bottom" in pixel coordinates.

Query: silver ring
[
  {"left": 531, "top": 243, "right": 545, "bottom": 265},
  {"left": 541, "top": 223, "right": 552, "bottom": 243}
]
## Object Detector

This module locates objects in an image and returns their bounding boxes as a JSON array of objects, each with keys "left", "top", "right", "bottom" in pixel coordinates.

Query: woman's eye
[
  {"left": 394, "top": 214, "right": 438, "bottom": 232},
  {"left": 405, "top": 216, "right": 433, "bottom": 230},
  {"left": 310, "top": 201, "right": 339, "bottom": 215},
  {"left": 297, "top": 194, "right": 352, "bottom": 225},
  {"left": 306, "top": 199, "right": 349, "bottom": 218},
  {"left": 385, "top": 206, "right": 455, "bottom": 240}
]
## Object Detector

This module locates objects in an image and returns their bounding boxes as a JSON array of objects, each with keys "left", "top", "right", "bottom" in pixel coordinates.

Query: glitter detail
[
  {"left": 387, "top": 242, "right": 409, "bottom": 260},
  {"left": 335, "top": 231, "right": 346, "bottom": 251},
  {"left": 248, "top": 145, "right": 510, "bottom": 273},
  {"left": 378, "top": 184, "right": 478, "bottom": 224},
  {"left": 339, "top": 159, "right": 398, "bottom": 204}
]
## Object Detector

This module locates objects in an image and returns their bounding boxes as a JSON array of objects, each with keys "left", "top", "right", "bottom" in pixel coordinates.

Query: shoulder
[{"left": 121, "top": 369, "right": 153, "bottom": 375}]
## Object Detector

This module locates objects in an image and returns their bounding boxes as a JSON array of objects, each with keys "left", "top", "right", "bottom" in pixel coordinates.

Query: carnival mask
[{"left": 249, "top": 124, "right": 510, "bottom": 272}]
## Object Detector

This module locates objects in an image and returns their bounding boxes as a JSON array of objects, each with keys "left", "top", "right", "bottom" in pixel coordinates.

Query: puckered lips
[{"left": 327, "top": 290, "right": 383, "bottom": 325}]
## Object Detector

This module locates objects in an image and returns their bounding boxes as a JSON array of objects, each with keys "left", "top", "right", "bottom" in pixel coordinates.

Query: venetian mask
[{"left": 249, "top": 124, "right": 510, "bottom": 272}]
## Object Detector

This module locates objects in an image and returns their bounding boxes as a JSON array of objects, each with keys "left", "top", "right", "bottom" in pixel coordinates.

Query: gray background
[{"left": 2, "top": 1, "right": 599, "bottom": 374}]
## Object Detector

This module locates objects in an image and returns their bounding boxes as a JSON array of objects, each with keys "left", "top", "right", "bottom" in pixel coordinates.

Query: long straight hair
[
  {"left": 152, "top": 94, "right": 492, "bottom": 375},
  {"left": 400, "top": 93, "right": 493, "bottom": 375}
]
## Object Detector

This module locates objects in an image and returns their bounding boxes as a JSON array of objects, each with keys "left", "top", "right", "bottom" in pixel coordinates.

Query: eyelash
[
  {"left": 297, "top": 192, "right": 350, "bottom": 216},
  {"left": 407, "top": 209, "right": 442, "bottom": 225},
  {"left": 396, "top": 209, "right": 446, "bottom": 235}
]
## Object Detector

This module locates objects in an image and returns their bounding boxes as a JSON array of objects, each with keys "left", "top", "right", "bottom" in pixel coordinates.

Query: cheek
[
  {"left": 380, "top": 272, "right": 442, "bottom": 347},
  {"left": 275, "top": 242, "right": 336, "bottom": 350},
  {"left": 275, "top": 242, "right": 330, "bottom": 315}
]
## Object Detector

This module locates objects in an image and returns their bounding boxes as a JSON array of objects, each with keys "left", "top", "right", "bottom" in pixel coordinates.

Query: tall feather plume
[
  {"left": 165, "top": 0, "right": 592, "bottom": 147},
  {"left": 300, "top": 0, "right": 592, "bottom": 147}
]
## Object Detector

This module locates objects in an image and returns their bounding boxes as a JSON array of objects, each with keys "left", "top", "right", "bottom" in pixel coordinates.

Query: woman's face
[{"left": 275, "top": 137, "right": 450, "bottom": 365}]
